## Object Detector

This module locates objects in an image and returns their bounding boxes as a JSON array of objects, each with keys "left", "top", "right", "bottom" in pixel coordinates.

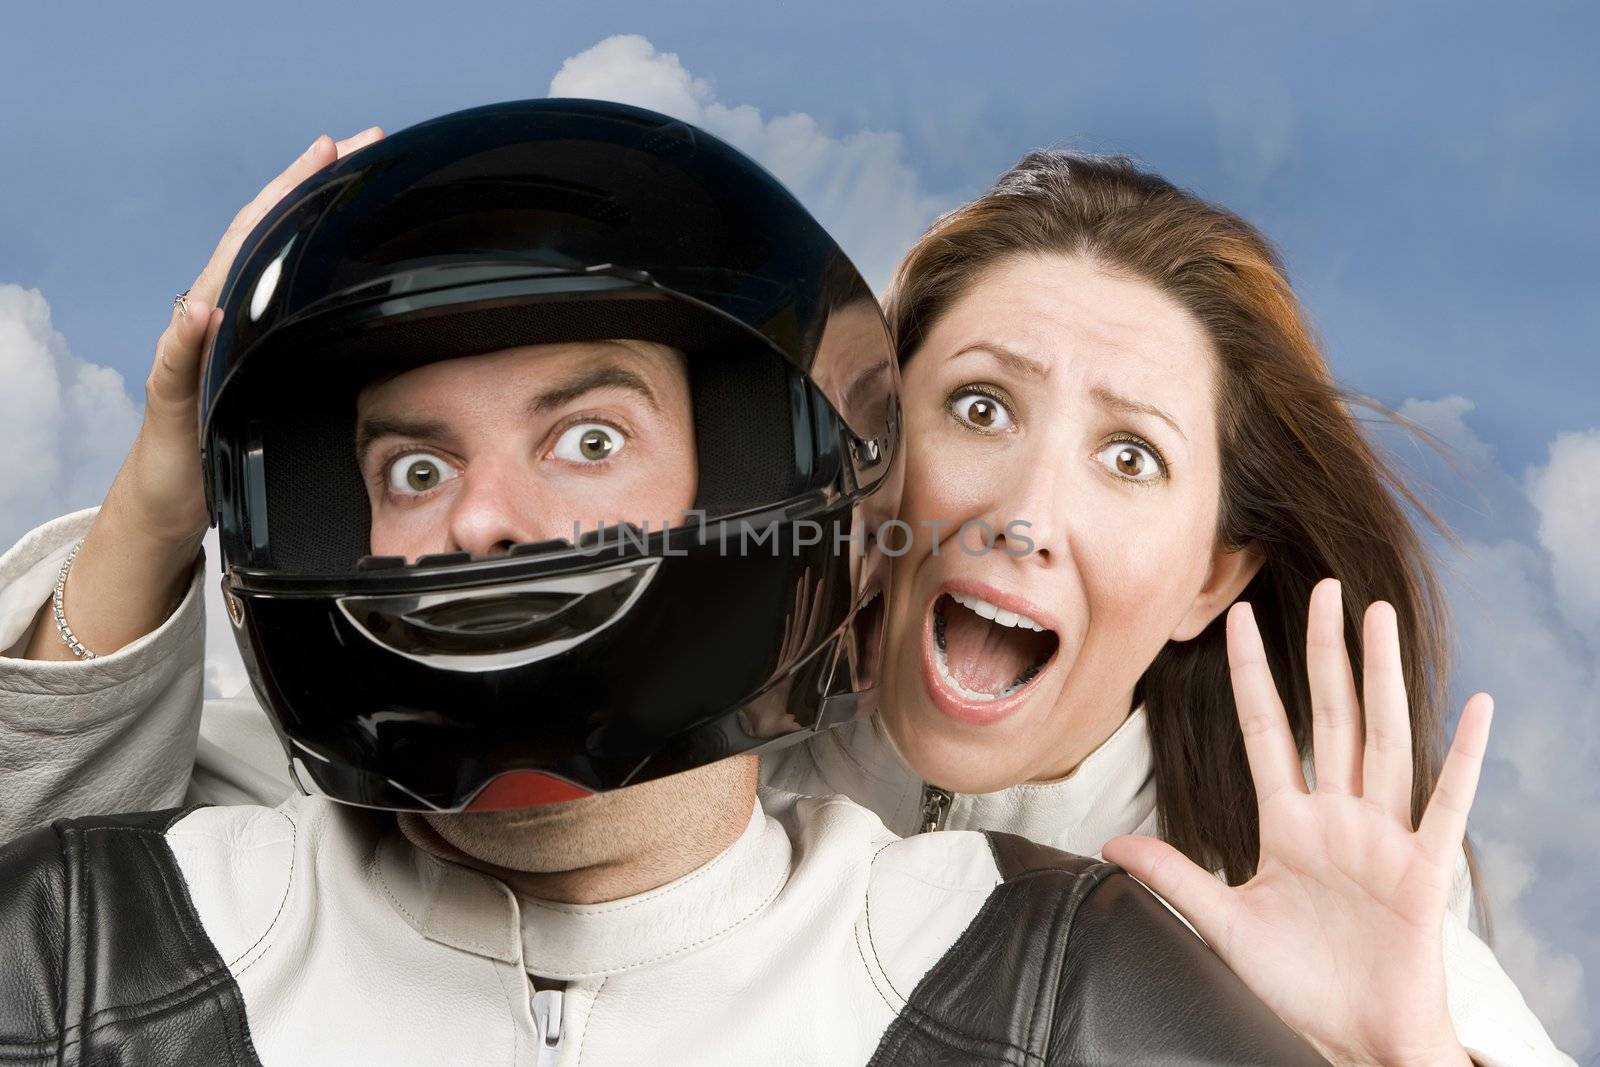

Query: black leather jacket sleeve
[
  {"left": 0, "top": 808, "right": 262, "bottom": 1067},
  {"left": 1051, "top": 856, "right": 1327, "bottom": 1064},
  {"left": 869, "top": 832, "right": 1329, "bottom": 1066}
]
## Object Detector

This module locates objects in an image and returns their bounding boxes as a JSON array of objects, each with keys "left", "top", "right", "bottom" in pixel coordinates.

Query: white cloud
[
  {"left": 549, "top": 35, "right": 949, "bottom": 290},
  {"left": 1398, "top": 394, "right": 1496, "bottom": 467},
  {"left": 1444, "top": 533, "right": 1598, "bottom": 1053},
  {"left": 0, "top": 285, "right": 138, "bottom": 546},
  {"left": 1412, "top": 399, "right": 1600, "bottom": 1054},
  {"left": 0, "top": 283, "right": 246, "bottom": 697},
  {"left": 1474, "top": 837, "right": 1591, "bottom": 1055},
  {"left": 1526, "top": 430, "right": 1600, "bottom": 643}
]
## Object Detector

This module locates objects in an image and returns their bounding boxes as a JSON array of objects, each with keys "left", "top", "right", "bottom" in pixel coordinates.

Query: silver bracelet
[{"left": 52, "top": 539, "right": 97, "bottom": 660}]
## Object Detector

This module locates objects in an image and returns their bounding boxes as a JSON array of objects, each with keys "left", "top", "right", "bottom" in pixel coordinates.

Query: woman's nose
[{"left": 987, "top": 458, "right": 1066, "bottom": 566}]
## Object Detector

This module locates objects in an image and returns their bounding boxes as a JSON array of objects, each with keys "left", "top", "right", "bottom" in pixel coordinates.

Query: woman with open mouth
[{"left": 765, "top": 152, "right": 1569, "bottom": 1064}]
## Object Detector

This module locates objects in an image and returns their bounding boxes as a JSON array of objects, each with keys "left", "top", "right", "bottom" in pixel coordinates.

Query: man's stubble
[{"left": 414, "top": 754, "right": 761, "bottom": 904}]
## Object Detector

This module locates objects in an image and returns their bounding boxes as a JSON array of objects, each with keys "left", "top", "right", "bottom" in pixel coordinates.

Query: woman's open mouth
[{"left": 922, "top": 587, "right": 1060, "bottom": 724}]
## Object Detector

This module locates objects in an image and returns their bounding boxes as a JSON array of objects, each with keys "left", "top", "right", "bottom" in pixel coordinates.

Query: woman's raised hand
[
  {"left": 25, "top": 127, "right": 384, "bottom": 662},
  {"left": 1103, "top": 578, "right": 1492, "bottom": 1067}
]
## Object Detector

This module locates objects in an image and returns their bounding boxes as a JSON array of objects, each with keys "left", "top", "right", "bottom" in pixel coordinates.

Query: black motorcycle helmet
[{"left": 200, "top": 99, "right": 901, "bottom": 812}]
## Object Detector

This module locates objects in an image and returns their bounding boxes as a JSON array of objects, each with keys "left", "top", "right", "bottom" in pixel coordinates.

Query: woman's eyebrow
[
  {"left": 1090, "top": 385, "right": 1187, "bottom": 442},
  {"left": 355, "top": 415, "right": 451, "bottom": 461},
  {"left": 526, "top": 362, "right": 660, "bottom": 415},
  {"left": 950, "top": 341, "right": 1050, "bottom": 381}
]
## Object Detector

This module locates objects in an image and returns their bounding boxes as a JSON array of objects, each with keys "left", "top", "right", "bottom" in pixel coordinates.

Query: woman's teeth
[
  {"left": 948, "top": 591, "right": 1046, "bottom": 632},
  {"left": 931, "top": 598, "right": 1052, "bottom": 703}
]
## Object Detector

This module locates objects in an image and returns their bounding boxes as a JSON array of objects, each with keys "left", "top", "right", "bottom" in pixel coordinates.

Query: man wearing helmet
[{"left": 0, "top": 101, "right": 1322, "bottom": 1064}]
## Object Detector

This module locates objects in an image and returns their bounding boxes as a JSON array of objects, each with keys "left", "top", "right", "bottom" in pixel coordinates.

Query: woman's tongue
[{"left": 942, "top": 600, "right": 1044, "bottom": 695}]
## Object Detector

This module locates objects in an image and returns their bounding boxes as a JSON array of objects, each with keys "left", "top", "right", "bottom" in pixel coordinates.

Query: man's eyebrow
[
  {"left": 356, "top": 415, "right": 451, "bottom": 461},
  {"left": 1090, "top": 385, "right": 1188, "bottom": 443},
  {"left": 527, "top": 362, "right": 661, "bottom": 415},
  {"left": 950, "top": 342, "right": 1050, "bottom": 381}
]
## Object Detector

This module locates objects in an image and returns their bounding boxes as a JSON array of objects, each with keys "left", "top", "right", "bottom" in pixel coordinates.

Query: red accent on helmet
[{"left": 464, "top": 771, "right": 594, "bottom": 811}]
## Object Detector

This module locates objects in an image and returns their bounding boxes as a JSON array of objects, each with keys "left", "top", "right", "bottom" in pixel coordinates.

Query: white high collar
[
  {"left": 382, "top": 797, "right": 793, "bottom": 979},
  {"left": 769, "top": 707, "right": 1159, "bottom": 856}
]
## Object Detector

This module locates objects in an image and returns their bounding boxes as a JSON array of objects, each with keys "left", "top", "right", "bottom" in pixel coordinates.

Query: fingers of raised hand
[
  {"left": 1226, "top": 602, "right": 1308, "bottom": 805},
  {"left": 192, "top": 135, "right": 332, "bottom": 305},
  {"left": 1360, "top": 601, "right": 1415, "bottom": 824},
  {"left": 1416, "top": 693, "right": 1493, "bottom": 868},
  {"left": 1306, "top": 578, "right": 1362, "bottom": 795},
  {"left": 189, "top": 126, "right": 382, "bottom": 309},
  {"left": 336, "top": 125, "right": 384, "bottom": 158},
  {"left": 147, "top": 299, "right": 218, "bottom": 412},
  {"left": 1102, "top": 835, "right": 1235, "bottom": 949}
]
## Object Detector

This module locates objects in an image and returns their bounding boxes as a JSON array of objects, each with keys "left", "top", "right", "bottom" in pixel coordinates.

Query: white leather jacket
[{"left": 0, "top": 510, "right": 1554, "bottom": 1063}]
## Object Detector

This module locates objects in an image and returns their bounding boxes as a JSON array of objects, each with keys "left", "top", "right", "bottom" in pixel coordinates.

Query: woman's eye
[
  {"left": 552, "top": 422, "right": 625, "bottom": 463},
  {"left": 949, "top": 391, "right": 1013, "bottom": 432},
  {"left": 1096, "top": 440, "right": 1165, "bottom": 483},
  {"left": 385, "top": 451, "right": 459, "bottom": 496}
]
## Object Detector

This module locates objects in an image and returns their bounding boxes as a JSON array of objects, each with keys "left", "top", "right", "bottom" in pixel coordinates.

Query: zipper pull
[
  {"left": 920, "top": 785, "right": 953, "bottom": 833},
  {"left": 532, "top": 986, "right": 564, "bottom": 1066}
]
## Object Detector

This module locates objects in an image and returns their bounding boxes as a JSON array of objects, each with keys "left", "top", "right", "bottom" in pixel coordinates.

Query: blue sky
[
  {"left": 4, "top": 1, "right": 1595, "bottom": 470},
  {"left": 4, "top": 1, "right": 1597, "bottom": 1054}
]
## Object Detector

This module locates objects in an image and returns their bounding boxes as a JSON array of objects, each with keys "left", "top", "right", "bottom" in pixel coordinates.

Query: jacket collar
[
  {"left": 943, "top": 707, "right": 1157, "bottom": 854},
  {"left": 803, "top": 707, "right": 1158, "bottom": 854},
  {"left": 375, "top": 797, "right": 791, "bottom": 979}
]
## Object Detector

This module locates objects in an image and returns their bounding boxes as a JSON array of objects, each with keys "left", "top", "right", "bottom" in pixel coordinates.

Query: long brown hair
[{"left": 889, "top": 151, "right": 1472, "bottom": 898}]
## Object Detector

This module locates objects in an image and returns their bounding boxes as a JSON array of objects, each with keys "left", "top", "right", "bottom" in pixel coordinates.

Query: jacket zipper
[
  {"left": 532, "top": 986, "right": 564, "bottom": 1066},
  {"left": 919, "top": 784, "right": 954, "bottom": 833}
]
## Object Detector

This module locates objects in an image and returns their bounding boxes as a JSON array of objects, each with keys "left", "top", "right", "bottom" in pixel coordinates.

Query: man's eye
[
  {"left": 385, "top": 452, "right": 458, "bottom": 495},
  {"left": 949, "top": 391, "right": 1013, "bottom": 432},
  {"left": 553, "top": 422, "right": 624, "bottom": 463},
  {"left": 1095, "top": 440, "right": 1166, "bottom": 483}
]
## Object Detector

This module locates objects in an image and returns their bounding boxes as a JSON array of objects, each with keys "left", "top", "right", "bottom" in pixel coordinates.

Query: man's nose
[{"left": 444, "top": 461, "right": 556, "bottom": 557}]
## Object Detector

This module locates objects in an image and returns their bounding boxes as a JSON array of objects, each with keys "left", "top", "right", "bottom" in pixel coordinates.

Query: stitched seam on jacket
[
  {"left": 371, "top": 839, "right": 505, "bottom": 956},
  {"left": 1035, "top": 863, "right": 1115, "bottom": 1060},
  {"left": 1028, "top": 865, "right": 1109, "bottom": 1057},
  {"left": 135, "top": 831, "right": 244, "bottom": 1067},
  {"left": 518, "top": 826, "right": 753, "bottom": 917},
  {"left": 886, "top": 1001, "right": 1037, "bottom": 1065},
  {"left": 573, "top": 976, "right": 606, "bottom": 1067},
  {"left": 540, "top": 867, "right": 787, "bottom": 978},
  {"left": 226, "top": 813, "right": 297, "bottom": 977},
  {"left": 984, "top": 856, "right": 1114, "bottom": 1054},
  {"left": 877, "top": 857, "right": 1122, "bottom": 1067},
  {"left": 488, "top": 960, "right": 518, "bottom": 1066},
  {"left": 68, "top": 823, "right": 88, "bottom": 1059},
  {"left": 44, "top": 826, "right": 253, "bottom": 1050},
  {"left": 861, "top": 839, "right": 908, "bottom": 1004},
  {"left": 854, "top": 918, "right": 901, "bottom": 1013},
  {"left": 899, "top": 892, "right": 1042, "bottom": 1066}
]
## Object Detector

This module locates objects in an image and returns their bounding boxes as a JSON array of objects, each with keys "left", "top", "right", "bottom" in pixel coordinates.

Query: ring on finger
[{"left": 173, "top": 288, "right": 192, "bottom": 320}]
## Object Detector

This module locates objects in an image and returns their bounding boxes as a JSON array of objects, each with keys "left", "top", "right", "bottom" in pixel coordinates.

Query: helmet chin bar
[
  {"left": 335, "top": 558, "right": 660, "bottom": 673},
  {"left": 287, "top": 751, "right": 595, "bottom": 813},
  {"left": 279, "top": 598, "right": 883, "bottom": 815}
]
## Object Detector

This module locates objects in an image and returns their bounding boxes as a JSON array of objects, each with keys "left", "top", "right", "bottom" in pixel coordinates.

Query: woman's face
[{"left": 880, "top": 252, "right": 1259, "bottom": 792}]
